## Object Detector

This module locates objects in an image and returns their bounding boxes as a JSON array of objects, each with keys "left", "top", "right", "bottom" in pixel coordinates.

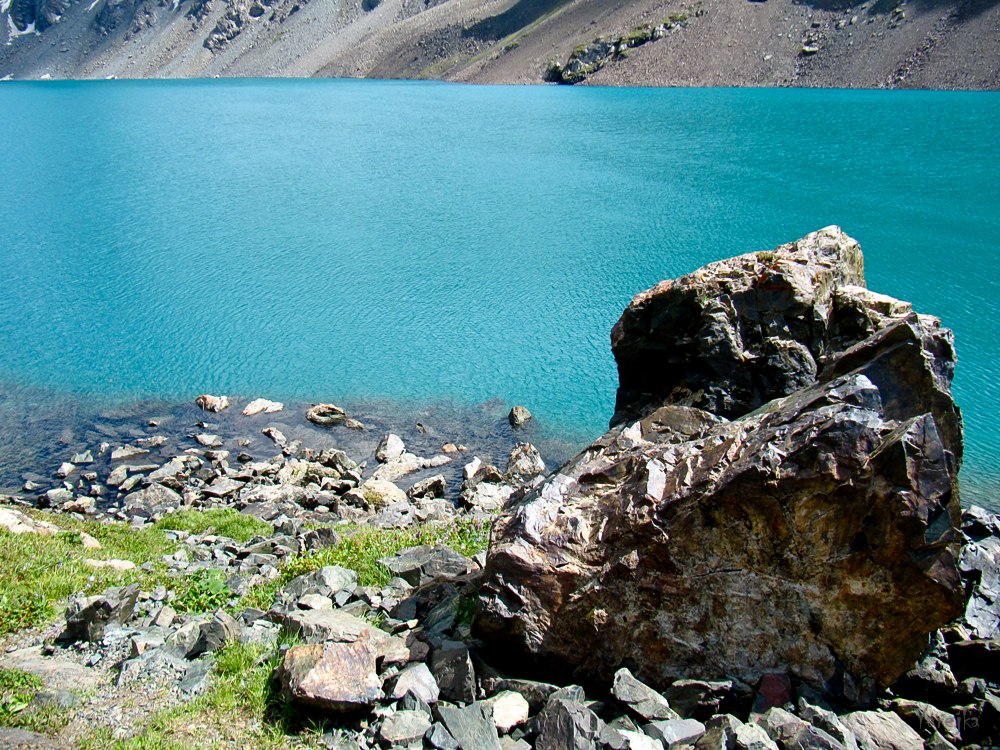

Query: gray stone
[
  {"left": 430, "top": 642, "right": 476, "bottom": 704},
  {"left": 426, "top": 722, "right": 460, "bottom": 750},
  {"left": 693, "top": 715, "right": 741, "bottom": 750},
  {"left": 479, "top": 676, "right": 560, "bottom": 712},
  {"left": 64, "top": 583, "right": 140, "bottom": 642},
  {"left": 196, "top": 394, "right": 230, "bottom": 412},
  {"left": 735, "top": 722, "right": 780, "bottom": 750},
  {"left": 306, "top": 403, "right": 348, "bottom": 425},
  {"left": 111, "top": 444, "right": 150, "bottom": 460},
  {"left": 665, "top": 679, "right": 733, "bottom": 720},
  {"left": 242, "top": 398, "right": 283, "bottom": 415},
  {"left": 924, "top": 732, "right": 958, "bottom": 750},
  {"left": 390, "top": 662, "right": 440, "bottom": 704},
  {"left": 753, "top": 708, "right": 846, "bottom": 750},
  {"left": 283, "top": 565, "right": 358, "bottom": 602},
  {"left": 123, "top": 483, "right": 182, "bottom": 514},
  {"left": 0, "top": 647, "right": 101, "bottom": 691},
  {"left": 196, "top": 610, "right": 241, "bottom": 654},
  {"left": 613, "top": 667, "right": 679, "bottom": 721},
  {"left": 202, "top": 477, "right": 245, "bottom": 498},
  {"left": 165, "top": 619, "right": 207, "bottom": 659},
  {"left": 379, "top": 709, "right": 432, "bottom": 746},
  {"left": 297, "top": 593, "right": 333, "bottom": 610},
  {"left": 644, "top": 718, "right": 706, "bottom": 748},
  {"left": 798, "top": 699, "right": 858, "bottom": 750},
  {"left": 482, "top": 690, "right": 530, "bottom": 732},
  {"left": 840, "top": 711, "right": 923, "bottom": 750},
  {"left": 360, "top": 478, "right": 408, "bottom": 507},
  {"left": 379, "top": 545, "right": 473, "bottom": 586},
  {"left": 887, "top": 699, "right": 960, "bottom": 743},
  {"left": 436, "top": 702, "right": 502, "bottom": 750},
  {"left": 408, "top": 474, "right": 448, "bottom": 500},
  {"left": 261, "top": 427, "right": 286, "bottom": 446},
  {"left": 271, "top": 608, "right": 409, "bottom": 665},
  {"left": 178, "top": 658, "right": 213, "bottom": 694},
  {"left": 893, "top": 655, "right": 959, "bottom": 704},
  {"left": 535, "top": 697, "right": 602, "bottom": 750},
  {"left": 506, "top": 442, "right": 545, "bottom": 483}
]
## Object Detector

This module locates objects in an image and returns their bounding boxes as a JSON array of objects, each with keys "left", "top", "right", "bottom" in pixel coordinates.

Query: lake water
[{"left": 0, "top": 80, "right": 997, "bottom": 509}]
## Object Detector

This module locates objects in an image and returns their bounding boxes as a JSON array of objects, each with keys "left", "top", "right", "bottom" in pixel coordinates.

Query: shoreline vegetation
[{"left": 1, "top": 228, "right": 998, "bottom": 749}]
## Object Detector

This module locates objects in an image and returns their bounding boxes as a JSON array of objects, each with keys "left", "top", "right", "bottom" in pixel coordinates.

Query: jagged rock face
[
  {"left": 9, "top": 0, "right": 68, "bottom": 30},
  {"left": 476, "top": 227, "right": 964, "bottom": 703},
  {"left": 612, "top": 227, "right": 868, "bottom": 425}
]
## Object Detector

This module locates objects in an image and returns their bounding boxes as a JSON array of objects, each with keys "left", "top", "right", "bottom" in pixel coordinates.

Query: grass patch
[
  {"left": 0, "top": 511, "right": 175, "bottom": 637},
  {"left": 279, "top": 519, "right": 490, "bottom": 588},
  {"left": 172, "top": 569, "right": 233, "bottom": 614},
  {"left": 80, "top": 638, "right": 326, "bottom": 750},
  {"left": 154, "top": 509, "right": 272, "bottom": 544},
  {"left": 239, "top": 519, "right": 491, "bottom": 611},
  {"left": 0, "top": 666, "right": 71, "bottom": 734}
]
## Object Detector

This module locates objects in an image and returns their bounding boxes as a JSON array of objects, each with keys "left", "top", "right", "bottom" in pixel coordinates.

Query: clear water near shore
[{"left": 0, "top": 80, "right": 997, "bottom": 510}]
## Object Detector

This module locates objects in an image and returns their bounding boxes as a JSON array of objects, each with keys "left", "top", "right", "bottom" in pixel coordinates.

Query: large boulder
[
  {"left": 476, "top": 228, "right": 964, "bottom": 703},
  {"left": 608, "top": 226, "right": 962, "bottom": 467}
]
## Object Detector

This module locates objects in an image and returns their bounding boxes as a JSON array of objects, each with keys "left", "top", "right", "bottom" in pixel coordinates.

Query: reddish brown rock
[
  {"left": 475, "top": 228, "right": 964, "bottom": 703},
  {"left": 276, "top": 634, "right": 382, "bottom": 713}
]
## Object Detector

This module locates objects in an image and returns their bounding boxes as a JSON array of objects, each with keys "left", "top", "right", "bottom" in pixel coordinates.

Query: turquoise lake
[{"left": 0, "top": 80, "right": 997, "bottom": 508}]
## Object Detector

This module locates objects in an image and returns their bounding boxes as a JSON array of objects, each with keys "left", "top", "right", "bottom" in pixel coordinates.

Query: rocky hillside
[{"left": 0, "top": 0, "right": 997, "bottom": 86}]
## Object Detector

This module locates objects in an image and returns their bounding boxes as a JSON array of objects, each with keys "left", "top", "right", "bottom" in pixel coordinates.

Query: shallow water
[{"left": 0, "top": 81, "right": 997, "bottom": 508}]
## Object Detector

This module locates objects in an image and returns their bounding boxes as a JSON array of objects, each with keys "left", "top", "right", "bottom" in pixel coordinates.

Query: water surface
[{"left": 0, "top": 80, "right": 997, "bottom": 507}]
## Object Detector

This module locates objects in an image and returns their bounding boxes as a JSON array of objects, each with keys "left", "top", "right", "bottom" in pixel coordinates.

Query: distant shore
[{"left": 1, "top": 0, "right": 998, "bottom": 88}]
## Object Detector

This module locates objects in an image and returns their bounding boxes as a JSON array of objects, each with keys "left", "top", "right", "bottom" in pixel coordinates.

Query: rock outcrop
[{"left": 476, "top": 227, "right": 965, "bottom": 703}]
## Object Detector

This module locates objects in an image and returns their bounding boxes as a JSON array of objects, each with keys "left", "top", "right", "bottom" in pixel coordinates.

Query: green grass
[
  {"left": 239, "top": 519, "right": 491, "bottom": 611},
  {"left": 0, "top": 666, "right": 71, "bottom": 734},
  {"left": 80, "top": 638, "right": 327, "bottom": 750},
  {"left": 0, "top": 512, "right": 175, "bottom": 636},
  {"left": 0, "top": 508, "right": 272, "bottom": 636},
  {"left": 172, "top": 569, "right": 234, "bottom": 614},
  {"left": 154, "top": 509, "right": 272, "bottom": 543}
]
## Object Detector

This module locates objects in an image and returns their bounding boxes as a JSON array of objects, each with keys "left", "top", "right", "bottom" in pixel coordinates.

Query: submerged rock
[
  {"left": 242, "top": 398, "right": 284, "bottom": 416},
  {"left": 195, "top": 394, "right": 230, "bottom": 413},
  {"left": 508, "top": 406, "right": 532, "bottom": 427},
  {"left": 306, "top": 403, "right": 348, "bottom": 425},
  {"left": 476, "top": 228, "right": 964, "bottom": 702}
]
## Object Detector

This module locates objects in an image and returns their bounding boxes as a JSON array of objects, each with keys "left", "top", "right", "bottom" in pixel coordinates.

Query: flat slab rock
[
  {"left": 270, "top": 608, "right": 409, "bottom": 665},
  {"left": 0, "top": 647, "right": 103, "bottom": 691}
]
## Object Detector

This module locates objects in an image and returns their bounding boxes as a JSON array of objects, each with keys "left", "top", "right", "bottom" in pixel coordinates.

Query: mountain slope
[{"left": 1, "top": 0, "right": 997, "bottom": 87}]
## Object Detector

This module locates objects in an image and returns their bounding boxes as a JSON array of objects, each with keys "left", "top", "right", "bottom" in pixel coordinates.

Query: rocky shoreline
[{"left": 1, "top": 227, "right": 998, "bottom": 750}]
